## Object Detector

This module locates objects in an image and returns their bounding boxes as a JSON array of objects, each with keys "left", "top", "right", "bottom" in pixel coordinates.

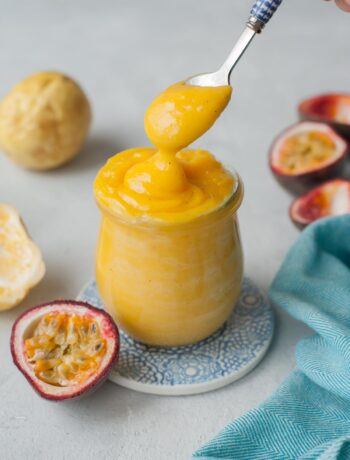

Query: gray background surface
[{"left": 0, "top": 1, "right": 348, "bottom": 459}]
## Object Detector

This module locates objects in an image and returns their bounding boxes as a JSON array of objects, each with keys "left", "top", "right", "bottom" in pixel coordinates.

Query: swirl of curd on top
[{"left": 94, "top": 82, "right": 235, "bottom": 223}]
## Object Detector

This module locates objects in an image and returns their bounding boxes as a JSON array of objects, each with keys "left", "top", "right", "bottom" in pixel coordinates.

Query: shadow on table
[
  {"left": 66, "top": 135, "right": 126, "bottom": 174},
  {"left": 49, "top": 134, "right": 130, "bottom": 176},
  {"left": 61, "top": 379, "right": 155, "bottom": 422}
]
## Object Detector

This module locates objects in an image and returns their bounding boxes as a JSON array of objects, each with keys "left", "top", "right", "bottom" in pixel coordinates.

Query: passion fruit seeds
[
  {"left": 276, "top": 131, "right": 336, "bottom": 175},
  {"left": 25, "top": 312, "right": 107, "bottom": 387}
]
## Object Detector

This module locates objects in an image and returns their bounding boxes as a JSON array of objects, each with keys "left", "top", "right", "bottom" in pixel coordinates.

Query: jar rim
[{"left": 96, "top": 167, "right": 244, "bottom": 228}]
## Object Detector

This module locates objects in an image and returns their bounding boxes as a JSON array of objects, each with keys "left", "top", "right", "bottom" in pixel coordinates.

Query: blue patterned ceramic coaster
[{"left": 77, "top": 277, "right": 274, "bottom": 396}]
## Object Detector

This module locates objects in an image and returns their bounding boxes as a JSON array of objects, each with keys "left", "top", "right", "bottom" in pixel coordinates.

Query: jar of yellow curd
[
  {"left": 95, "top": 81, "right": 242, "bottom": 346},
  {"left": 94, "top": 149, "right": 243, "bottom": 347}
]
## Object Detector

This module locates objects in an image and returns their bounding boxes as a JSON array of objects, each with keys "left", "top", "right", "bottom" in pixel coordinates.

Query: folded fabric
[{"left": 193, "top": 215, "right": 350, "bottom": 460}]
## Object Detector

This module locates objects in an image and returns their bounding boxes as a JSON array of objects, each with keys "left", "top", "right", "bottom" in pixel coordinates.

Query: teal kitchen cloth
[{"left": 193, "top": 215, "right": 350, "bottom": 460}]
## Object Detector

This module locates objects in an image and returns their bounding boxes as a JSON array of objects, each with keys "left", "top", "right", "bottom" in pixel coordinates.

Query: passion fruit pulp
[
  {"left": 290, "top": 179, "right": 350, "bottom": 229},
  {"left": 269, "top": 122, "right": 348, "bottom": 195},
  {"left": 11, "top": 301, "right": 119, "bottom": 401},
  {"left": 299, "top": 94, "right": 350, "bottom": 140}
]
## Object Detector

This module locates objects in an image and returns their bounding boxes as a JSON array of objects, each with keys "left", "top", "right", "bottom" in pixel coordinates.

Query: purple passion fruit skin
[
  {"left": 11, "top": 300, "right": 119, "bottom": 401},
  {"left": 289, "top": 179, "right": 350, "bottom": 230},
  {"left": 299, "top": 94, "right": 350, "bottom": 141},
  {"left": 272, "top": 159, "right": 347, "bottom": 196},
  {"left": 269, "top": 122, "right": 349, "bottom": 195}
]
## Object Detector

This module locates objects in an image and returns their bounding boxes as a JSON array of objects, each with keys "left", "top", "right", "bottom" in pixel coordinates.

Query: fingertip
[{"left": 335, "top": 0, "right": 350, "bottom": 12}]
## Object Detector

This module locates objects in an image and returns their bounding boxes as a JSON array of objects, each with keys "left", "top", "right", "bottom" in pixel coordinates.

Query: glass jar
[{"left": 95, "top": 172, "right": 243, "bottom": 347}]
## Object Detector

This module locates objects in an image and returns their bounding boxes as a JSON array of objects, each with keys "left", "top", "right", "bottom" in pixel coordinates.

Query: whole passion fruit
[
  {"left": 11, "top": 301, "right": 119, "bottom": 401},
  {"left": 299, "top": 93, "right": 350, "bottom": 140},
  {"left": 269, "top": 122, "right": 348, "bottom": 195},
  {"left": 290, "top": 179, "right": 350, "bottom": 229},
  {"left": 0, "top": 71, "right": 91, "bottom": 170}
]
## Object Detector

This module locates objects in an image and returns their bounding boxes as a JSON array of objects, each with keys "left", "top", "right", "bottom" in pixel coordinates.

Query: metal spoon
[{"left": 186, "top": 0, "right": 284, "bottom": 87}]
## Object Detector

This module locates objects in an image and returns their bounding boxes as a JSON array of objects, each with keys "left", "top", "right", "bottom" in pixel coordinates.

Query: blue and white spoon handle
[{"left": 248, "top": 0, "right": 283, "bottom": 32}]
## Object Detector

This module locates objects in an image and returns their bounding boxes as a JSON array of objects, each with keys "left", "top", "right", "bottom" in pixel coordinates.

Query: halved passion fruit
[
  {"left": 290, "top": 179, "right": 350, "bottom": 229},
  {"left": 269, "top": 122, "right": 348, "bottom": 194},
  {"left": 299, "top": 93, "right": 350, "bottom": 140},
  {"left": 11, "top": 301, "right": 119, "bottom": 401}
]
